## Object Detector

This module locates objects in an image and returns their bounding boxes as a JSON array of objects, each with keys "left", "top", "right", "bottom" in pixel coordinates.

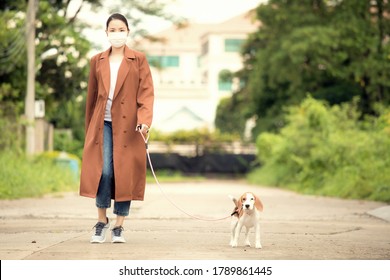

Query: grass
[
  {"left": 0, "top": 151, "right": 204, "bottom": 199},
  {"left": 0, "top": 151, "right": 78, "bottom": 199},
  {"left": 247, "top": 156, "right": 390, "bottom": 203}
]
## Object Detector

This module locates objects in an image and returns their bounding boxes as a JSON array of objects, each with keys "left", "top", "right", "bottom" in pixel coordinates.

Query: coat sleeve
[
  {"left": 85, "top": 55, "right": 98, "bottom": 133},
  {"left": 136, "top": 53, "right": 154, "bottom": 128}
]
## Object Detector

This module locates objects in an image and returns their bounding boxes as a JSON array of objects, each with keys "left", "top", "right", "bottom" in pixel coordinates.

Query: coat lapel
[
  {"left": 99, "top": 48, "right": 111, "bottom": 96},
  {"left": 113, "top": 46, "right": 136, "bottom": 100}
]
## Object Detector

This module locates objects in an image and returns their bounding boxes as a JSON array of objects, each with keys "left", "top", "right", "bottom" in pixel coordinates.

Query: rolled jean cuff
[
  {"left": 96, "top": 202, "right": 111, "bottom": 209},
  {"left": 113, "top": 201, "right": 131, "bottom": 216},
  {"left": 113, "top": 209, "right": 129, "bottom": 216}
]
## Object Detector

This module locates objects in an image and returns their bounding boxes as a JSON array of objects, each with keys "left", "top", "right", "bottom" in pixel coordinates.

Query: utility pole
[{"left": 25, "top": 0, "right": 36, "bottom": 155}]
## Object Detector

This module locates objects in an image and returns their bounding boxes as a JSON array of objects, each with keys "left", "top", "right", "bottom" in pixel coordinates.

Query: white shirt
[{"left": 104, "top": 61, "right": 121, "bottom": 122}]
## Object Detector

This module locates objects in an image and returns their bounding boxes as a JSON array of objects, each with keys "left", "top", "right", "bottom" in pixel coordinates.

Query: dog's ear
[{"left": 254, "top": 194, "right": 264, "bottom": 212}]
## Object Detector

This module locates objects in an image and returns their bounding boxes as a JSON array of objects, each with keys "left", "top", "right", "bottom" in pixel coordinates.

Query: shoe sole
[
  {"left": 90, "top": 239, "right": 106, "bottom": 243},
  {"left": 111, "top": 239, "right": 126, "bottom": 243}
]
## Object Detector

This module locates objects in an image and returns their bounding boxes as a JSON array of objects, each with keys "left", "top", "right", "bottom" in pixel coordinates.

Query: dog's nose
[{"left": 245, "top": 204, "right": 250, "bottom": 209}]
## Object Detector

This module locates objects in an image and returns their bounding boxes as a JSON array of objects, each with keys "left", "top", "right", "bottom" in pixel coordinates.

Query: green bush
[
  {"left": 54, "top": 129, "right": 84, "bottom": 159},
  {"left": 0, "top": 151, "right": 78, "bottom": 199},
  {"left": 152, "top": 128, "right": 240, "bottom": 144},
  {"left": 151, "top": 128, "right": 241, "bottom": 153},
  {"left": 248, "top": 96, "right": 390, "bottom": 202}
]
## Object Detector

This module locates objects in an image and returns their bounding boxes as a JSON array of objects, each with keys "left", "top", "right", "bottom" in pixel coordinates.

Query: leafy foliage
[
  {"left": 216, "top": 0, "right": 390, "bottom": 134},
  {"left": 0, "top": 1, "right": 94, "bottom": 156},
  {"left": 152, "top": 128, "right": 240, "bottom": 145},
  {"left": 215, "top": 97, "right": 248, "bottom": 137},
  {"left": 248, "top": 96, "right": 390, "bottom": 202}
]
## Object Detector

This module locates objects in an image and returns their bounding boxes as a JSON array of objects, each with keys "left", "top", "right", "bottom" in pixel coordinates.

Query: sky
[
  {"left": 68, "top": 0, "right": 266, "bottom": 50},
  {"left": 150, "top": 0, "right": 266, "bottom": 27}
]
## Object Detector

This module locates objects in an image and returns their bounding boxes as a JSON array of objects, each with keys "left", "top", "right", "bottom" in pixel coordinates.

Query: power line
[{"left": 0, "top": 24, "right": 26, "bottom": 73}]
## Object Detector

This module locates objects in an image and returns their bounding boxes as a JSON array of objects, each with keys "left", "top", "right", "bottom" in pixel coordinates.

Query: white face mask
[{"left": 107, "top": 32, "right": 128, "bottom": 48}]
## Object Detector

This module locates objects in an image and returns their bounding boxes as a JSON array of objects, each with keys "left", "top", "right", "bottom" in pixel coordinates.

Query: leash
[{"left": 137, "top": 129, "right": 232, "bottom": 222}]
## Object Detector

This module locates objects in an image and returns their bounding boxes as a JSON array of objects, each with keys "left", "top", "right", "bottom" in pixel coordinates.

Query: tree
[{"left": 216, "top": 0, "right": 390, "bottom": 135}]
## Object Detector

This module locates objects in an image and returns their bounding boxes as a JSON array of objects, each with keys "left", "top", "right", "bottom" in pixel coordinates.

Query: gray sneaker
[
  {"left": 90, "top": 218, "right": 110, "bottom": 243},
  {"left": 111, "top": 226, "right": 126, "bottom": 243}
]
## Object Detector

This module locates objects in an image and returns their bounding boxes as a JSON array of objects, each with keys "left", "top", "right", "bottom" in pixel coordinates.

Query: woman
[{"left": 79, "top": 13, "right": 154, "bottom": 243}]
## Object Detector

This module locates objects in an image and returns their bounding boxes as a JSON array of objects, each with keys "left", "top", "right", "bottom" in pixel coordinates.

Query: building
[{"left": 136, "top": 11, "right": 259, "bottom": 133}]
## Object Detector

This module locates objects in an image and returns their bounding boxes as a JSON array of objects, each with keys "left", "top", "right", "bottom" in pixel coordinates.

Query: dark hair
[{"left": 106, "top": 13, "right": 129, "bottom": 30}]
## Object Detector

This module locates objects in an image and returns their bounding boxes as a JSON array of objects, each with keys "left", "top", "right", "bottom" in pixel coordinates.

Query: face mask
[{"left": 107, "top": 32, "right": 128, "bottom": 48}]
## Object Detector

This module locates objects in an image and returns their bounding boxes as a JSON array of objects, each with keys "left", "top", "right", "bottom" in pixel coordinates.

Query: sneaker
[
  {"left": 111, "top": 226, "right": 126, "bottom": 243},
  {"left": 90, "top": 218, "right": 110, "bottom": 243}
]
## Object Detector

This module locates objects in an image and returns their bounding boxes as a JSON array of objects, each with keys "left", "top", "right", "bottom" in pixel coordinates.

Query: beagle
[{"left": 229, "top": 192, "right": 264, "bottom": 249}]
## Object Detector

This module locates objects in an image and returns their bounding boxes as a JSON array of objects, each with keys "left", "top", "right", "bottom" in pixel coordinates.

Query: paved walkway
[{"left": 0, "top": 179, "right": 389, "bottom": 260}]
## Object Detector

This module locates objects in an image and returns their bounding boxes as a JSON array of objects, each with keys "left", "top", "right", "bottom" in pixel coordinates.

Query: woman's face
[{"left": 106, "top": 19, "right": 128, "bottom": 34}]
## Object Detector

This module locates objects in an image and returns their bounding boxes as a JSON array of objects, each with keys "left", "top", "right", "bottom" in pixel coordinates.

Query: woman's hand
[{"left": 136, "top": 124, "right": 149, "bottom": 134}]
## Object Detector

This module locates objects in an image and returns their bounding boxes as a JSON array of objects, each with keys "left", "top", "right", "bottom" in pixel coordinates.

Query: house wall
[{"left": 141, "top": 13, "right": 258, "bottom": 133}]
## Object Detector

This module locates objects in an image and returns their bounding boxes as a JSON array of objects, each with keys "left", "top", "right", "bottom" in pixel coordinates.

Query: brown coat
[{"left": 79, "top": 46, "right": 154, "bottom": 201}]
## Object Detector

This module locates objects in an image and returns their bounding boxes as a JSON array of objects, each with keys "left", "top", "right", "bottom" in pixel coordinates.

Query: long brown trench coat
[{"left": 79, "top": 46, "right": 154, "bottom": 201}]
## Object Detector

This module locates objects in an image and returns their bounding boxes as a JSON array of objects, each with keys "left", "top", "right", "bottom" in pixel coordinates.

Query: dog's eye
[
  {"left": 242, "top": 198, "right": 246, "bottom": 201},
  {"left": 251, "top": 198, "right": 254, "bottom": 200}
]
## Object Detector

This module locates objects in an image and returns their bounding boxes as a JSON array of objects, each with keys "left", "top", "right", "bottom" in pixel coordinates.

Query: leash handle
[
  {"left": 137, "top": 130, "right": 231, "bottom": 222},
  {"left": 136, "top": 125, "right": 150, "bottom": 143}
]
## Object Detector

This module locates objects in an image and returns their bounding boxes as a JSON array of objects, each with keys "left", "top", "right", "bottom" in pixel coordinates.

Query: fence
[{"left": 148, "top": 141, "right": 258, "bottom": 174}]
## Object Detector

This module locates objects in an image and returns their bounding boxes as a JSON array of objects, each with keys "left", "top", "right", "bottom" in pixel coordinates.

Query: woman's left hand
[{"left": 136, "top": 124, "right": 149, "bottom": 134}]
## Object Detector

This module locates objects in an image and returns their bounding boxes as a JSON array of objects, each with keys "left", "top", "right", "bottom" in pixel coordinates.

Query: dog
[{"left": 229, "top": 192, "right": 263, "bottom": 249}]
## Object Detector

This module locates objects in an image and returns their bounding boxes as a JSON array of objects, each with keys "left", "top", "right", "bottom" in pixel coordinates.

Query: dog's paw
[
  {"left": 231, "top": 241, "right": 238, "bottom": 248},
  {"left": 255, "top": 243, "right": 262, "bottom": 249},
  {"left": 245, "top": 241, "right": 251, "bottom": 247}
]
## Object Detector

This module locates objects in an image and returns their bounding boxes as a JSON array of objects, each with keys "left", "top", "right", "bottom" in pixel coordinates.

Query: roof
[
  {"left": 137, "top": 23, "right": 213, "bottom": 51},
  {"left": 201, "top": 10, "right": 259, "bottom": 36}
]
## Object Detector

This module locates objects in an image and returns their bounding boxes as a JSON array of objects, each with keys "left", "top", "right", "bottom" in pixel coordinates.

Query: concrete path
[{"left": 0, "top": 179, "right": 389, "bottom": 260}]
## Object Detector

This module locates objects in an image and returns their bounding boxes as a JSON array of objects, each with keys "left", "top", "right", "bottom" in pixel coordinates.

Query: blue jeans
[{"left": 96, "top": 121, "right": 131, "bottom": 216}]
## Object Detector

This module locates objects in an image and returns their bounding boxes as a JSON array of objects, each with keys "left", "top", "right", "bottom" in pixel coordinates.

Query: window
[
  {"left": 147, "top": 55, "right": 179, "bottom": 68},
  {"left": 224, "top": 39, "right": 245, "bottom": 52},
  {"left": 218, "top": 69, "right": 233, "bottom": 91},
  {"left": 218, "top": 81, "right": 232, "bottom": 91}
]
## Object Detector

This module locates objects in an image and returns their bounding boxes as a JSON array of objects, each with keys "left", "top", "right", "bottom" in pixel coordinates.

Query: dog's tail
[
  {"left": 228, "top": 195, "right": 239, "bottom": 217},
  {"left": 228, "top": 195, "right": 238, "bottom": 207}
]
